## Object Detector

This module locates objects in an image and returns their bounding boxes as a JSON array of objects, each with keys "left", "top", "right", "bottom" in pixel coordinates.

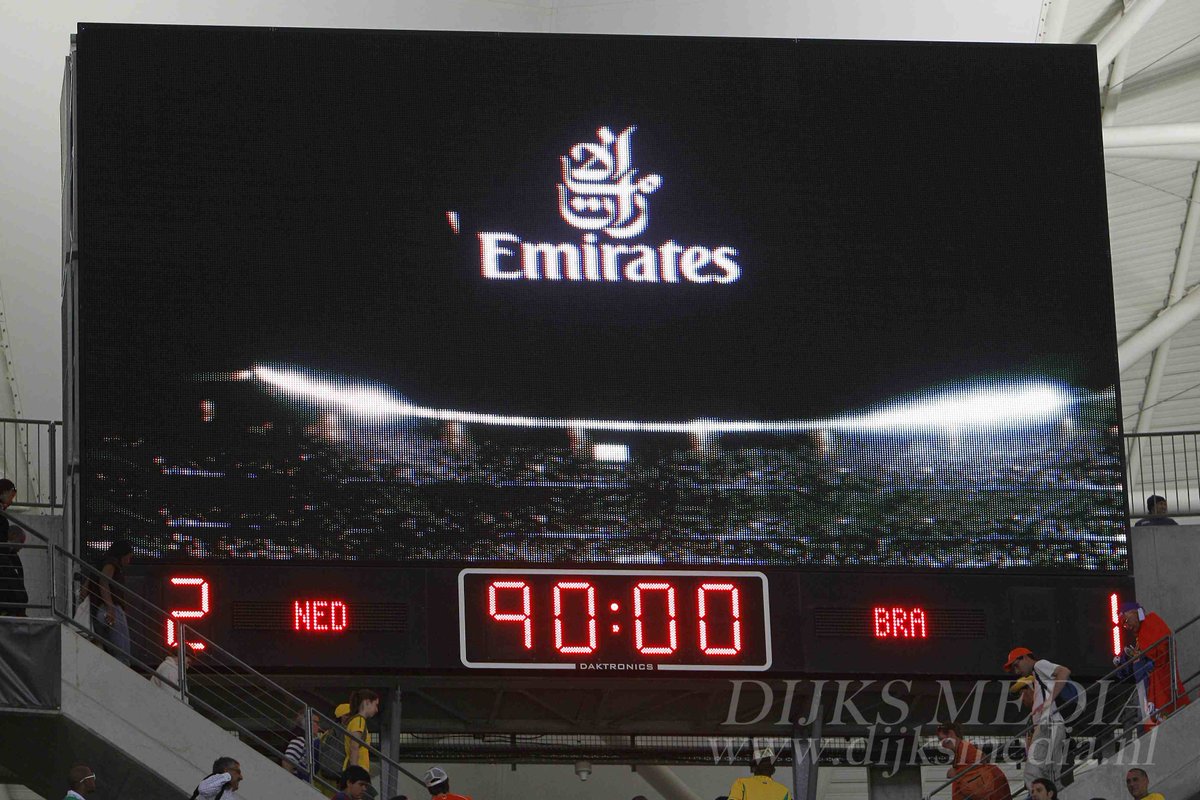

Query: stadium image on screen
[{"left": 77, "top": 27, "right": 1126, "bottom": 571}]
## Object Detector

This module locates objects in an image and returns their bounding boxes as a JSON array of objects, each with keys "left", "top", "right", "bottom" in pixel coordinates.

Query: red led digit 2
[{"left": 165, "top": 576, "right": 209, "bottom": 651}]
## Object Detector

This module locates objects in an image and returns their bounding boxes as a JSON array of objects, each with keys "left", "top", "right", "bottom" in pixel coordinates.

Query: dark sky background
[{"left": 78, "top": 25, "right": 1119, "bottom": 422}]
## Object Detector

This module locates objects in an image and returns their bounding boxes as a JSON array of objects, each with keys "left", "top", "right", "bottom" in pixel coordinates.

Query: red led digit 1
[
  {"left": 1110, "top": 593, "right": 1122, "bottom": 657},
  {"left": 553, "top": 581, "right": 597, "bottom": 654},
  {"left": 165, "top": 576, "right": 210, "bottom": 652},
  {"left": 634, "top": 582, "right": 678, "bottom": 655},
  {"left": 697, "top": 583, "right": 741, "bottom": 655},
  {"left": 488, "top": 580, "right": 533, "bottom": 650}
]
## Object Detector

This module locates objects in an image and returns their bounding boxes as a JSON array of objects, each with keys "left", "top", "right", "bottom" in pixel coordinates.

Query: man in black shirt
[
  {"left": 1134, "top": 495, "right": 1178, "bottom": 527},
  {"left": 0, "top": 479, "right": 25, "bottom": 617}
]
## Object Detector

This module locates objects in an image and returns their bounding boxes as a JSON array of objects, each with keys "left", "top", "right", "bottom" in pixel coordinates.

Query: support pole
[
  {"left": 1094, "top": 0, "right": 1171, "bottom": 74},
  {"left": 177, "top": 623, "right": 189, "bottom": 703},
  {"left": 1133, "top": 166, "right": 1200, "bottom": 427},
  {"left": 1105, "top": 124, "right": 1200, "bottom": 149},
  {"left": 1106, "top": 145, "right": 1200, "bottom": 161},
  {"left": 304, "top": 705, "right": 315, "bottom": 784},
  {"left": 1102, "top": 48, "right": 1131, "bottom": 126},
  {"left": 1037, "top": 0, "right": 1072, "bottom": 43},
  {"left": 1119, "top": 284, "right": 1200, "bottom": 373},
  {"left": 636, "top": 764, "right": 704, "bottom": 800},
  {"left": 792, "top": 700, "right": 823, "bottom": 800}
]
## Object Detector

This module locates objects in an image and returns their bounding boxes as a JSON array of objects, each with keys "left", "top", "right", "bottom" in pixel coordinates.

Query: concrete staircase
[{"left": 0, "top": 619, "right": 326, "bottom": 800}]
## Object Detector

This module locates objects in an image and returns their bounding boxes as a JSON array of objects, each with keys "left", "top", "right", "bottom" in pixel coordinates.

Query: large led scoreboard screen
[{"left": 76, "top": 25, "right": 1126, "bottom": 573}]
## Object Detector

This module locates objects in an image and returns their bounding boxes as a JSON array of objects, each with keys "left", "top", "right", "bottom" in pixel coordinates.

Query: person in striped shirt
[{"left": 282, "top": 713, "right": 322, "bottom": 782}]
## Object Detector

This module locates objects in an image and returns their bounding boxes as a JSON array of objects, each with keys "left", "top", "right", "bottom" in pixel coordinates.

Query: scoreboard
[
  {"left": 69, "top": 24, "right": 1131, "bottom": 685},
  {"left": 135, "top": 565, "right": 1132, "bottom": 677}
]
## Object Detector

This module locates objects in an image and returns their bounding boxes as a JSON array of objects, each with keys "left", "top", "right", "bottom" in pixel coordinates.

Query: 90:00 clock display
[{"left": 458, "top": 569, "right": 772, "bottom": 671}]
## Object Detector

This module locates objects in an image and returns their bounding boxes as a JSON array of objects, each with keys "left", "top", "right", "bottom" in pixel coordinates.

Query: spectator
[
  {"left": 1125, "top": 768, "right": 1164, "bottom": 800},
  {"left": 192, "top": 757, "right": 243, "bottom": 800},
  {"left": 935, "top": 721, "right": 1012, "bottom": 800},
  {"left": 727, "top": 744, "right": 791, "bottom": 800},
  {"left": 1030, "top": 779, "right": 1058, "bottom": 800},
  {"left": 64, "top": 764, "right": 96, "bottom": 799},
  {"left": 316, "top": 704, "right": 352, "bottom": 782},
  {"left": 89, "top": 539, "right": 134, "bottom": 665},
  {"left": 1004, "top": 647, "right": 1071, "bottom": 792},
  {"left": 332, "top": 766, "right": 372, "bottom": 800},
  {"left": 343, "top": 689, "right": 380, "bottom": 773},
  {"left": 1116, "top": 602, "right": 1191, "bottom": 728},
  {"left": 424, "top": 767, "right": 471, "bottom": 800},
  {"left": 150, "top": 647, "right": 193, "bottom": 701},
  {"left": 1134, "top": 495, "right": 1177, "bottom": 526},
  {"left": 282, "top": 711, "right": 322, "bottom": 782},
  {"left": 0, "top": 479, "right": 26, "bottom": 617}
]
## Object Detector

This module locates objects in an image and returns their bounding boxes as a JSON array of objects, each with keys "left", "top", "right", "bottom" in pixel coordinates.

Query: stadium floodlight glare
[
  {"left": 251, "top": 366, "right": 1073, "bottom": 435},
  {"left": 829, "top": 385, "right": 1073, "bottom": 433}
]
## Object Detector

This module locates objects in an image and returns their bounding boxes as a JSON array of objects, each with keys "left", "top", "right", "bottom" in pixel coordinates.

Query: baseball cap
[
  {"left": 424, "top": 767, "right": 449, "bottom": 788},
  {"left": 1003, "top": 647, "right": 1033, "bottom": 672},
  {"left": 334, "top": 703, "right": 351, "bottom": 718},
  {"left": 751, "top": 740, "right": 775, "bottom": 763}
]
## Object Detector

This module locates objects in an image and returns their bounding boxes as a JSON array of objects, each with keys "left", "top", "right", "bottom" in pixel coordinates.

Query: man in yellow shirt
[
  {"left": 1126, "top": 768, "right": 1165, "bottom": 800},
  {"left": 727, "top": 745, "right": 791, "bottom": 800}
]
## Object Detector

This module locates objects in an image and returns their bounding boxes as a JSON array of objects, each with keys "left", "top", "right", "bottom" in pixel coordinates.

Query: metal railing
[
  {"left": 0, "top": 514, "right": 424, "bottom": 798},
  {"left": 1126, "top": 431, "right": 1200, "bottom": 520},
  {"left": 0, "top": 417, "right": 59, "bottom": 508},
  {"left": 923, "top": 612, "right": 1200, "bottom": 800}
]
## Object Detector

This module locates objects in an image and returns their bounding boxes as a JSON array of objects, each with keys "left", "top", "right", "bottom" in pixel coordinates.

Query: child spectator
[{"left": 333, "top": 766, "right": 372, "bottom": 800}]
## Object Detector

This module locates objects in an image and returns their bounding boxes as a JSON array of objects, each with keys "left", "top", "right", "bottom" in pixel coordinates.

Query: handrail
[
  {"left": 2, "top": 513, "right": 425, "bottom": 796},
  {"left": 922, "top": 611, "right": 1200, "bottom": 800}
]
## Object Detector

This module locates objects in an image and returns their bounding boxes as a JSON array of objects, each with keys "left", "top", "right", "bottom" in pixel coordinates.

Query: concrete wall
[
  {"left": 1130, "top": 523, "right": 1200, "bottom": 684},
  {"left": 1064, "top": 700, "right": 1200, "bottom": 800},
  {"left": 58, "top": 626, "right": 325, "bottom": 800},
  {"left": 10, "top": 512, "right": 62, "bottom": 619}
]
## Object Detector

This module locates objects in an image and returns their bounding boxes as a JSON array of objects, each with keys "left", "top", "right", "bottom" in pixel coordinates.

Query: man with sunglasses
[{"left": 64, "top": 765, "right": 97, "bottom": 799}]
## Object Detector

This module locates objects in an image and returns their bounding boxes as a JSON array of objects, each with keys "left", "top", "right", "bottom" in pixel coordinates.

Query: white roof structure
[{"left": 1068, "top": 0, "right": 1200, "bottom": 433}]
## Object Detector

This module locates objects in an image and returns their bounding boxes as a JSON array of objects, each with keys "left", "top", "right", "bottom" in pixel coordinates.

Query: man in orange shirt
[
  {"left": 424, "top": 767, "right": 471, "bottom": 800},
  {"left": 1117, "top": 602, "right": 1190, "bottom": 729},
  {"left": 936, "top": 722, "right": 1012, "bottom": 800}
]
